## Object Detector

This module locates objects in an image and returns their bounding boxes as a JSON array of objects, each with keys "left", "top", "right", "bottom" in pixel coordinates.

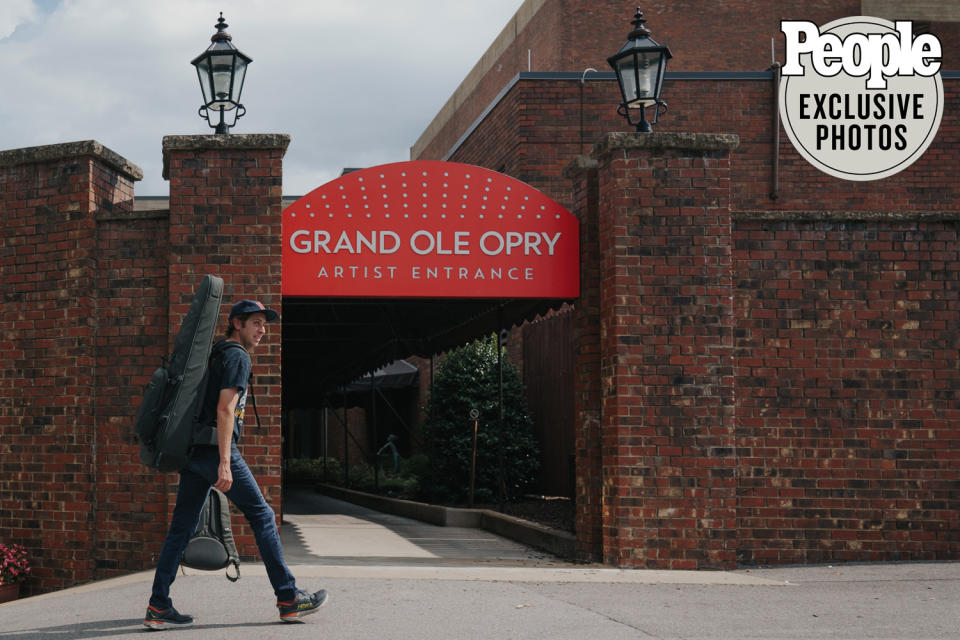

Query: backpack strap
[
  {"left": 211, "top": 488, "right": 241, "bottom": 582},
  {"left": 215, "top": 341, "right": 262, "bottom": 433}
]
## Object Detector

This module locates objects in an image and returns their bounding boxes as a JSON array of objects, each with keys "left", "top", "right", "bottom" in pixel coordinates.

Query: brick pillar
[
  {"left": 162, "top": 134, "right": 289, "bottom": 557},
  {"left": 571, "top": 132, "right": 740, "bottom": 569},
  {"left": 564, "top": 156, "right": 603, "bottom": 562},
  {"left": 0, "top": 141, "right": 142, "bottom": 594}
]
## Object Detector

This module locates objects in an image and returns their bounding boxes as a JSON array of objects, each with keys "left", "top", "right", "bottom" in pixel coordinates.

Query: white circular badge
[{"left": 779, "top": 16, "right": 943, "bottom": 181}]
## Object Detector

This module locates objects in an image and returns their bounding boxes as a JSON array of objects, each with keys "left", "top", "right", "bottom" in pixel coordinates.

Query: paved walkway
[
  {"left": 280, "top": 488, "right": 560, "bottom": 566},
  {"left": 1, "top": 488, "right": 958, "bottom": 639}
]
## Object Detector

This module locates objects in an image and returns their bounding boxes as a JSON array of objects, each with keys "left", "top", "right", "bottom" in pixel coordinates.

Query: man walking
[{"left": 144, "top": 300, "right": 327, "bottom": 629}]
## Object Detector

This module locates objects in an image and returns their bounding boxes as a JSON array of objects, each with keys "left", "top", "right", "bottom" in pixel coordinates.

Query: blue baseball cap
[{"left": 229, "top": 299, "right": 279, "bottom": 322}]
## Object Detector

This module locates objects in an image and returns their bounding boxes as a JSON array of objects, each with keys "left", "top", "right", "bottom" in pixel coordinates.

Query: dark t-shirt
[{"left": 199, "top": 340, "right": 251, "bottom": 443}]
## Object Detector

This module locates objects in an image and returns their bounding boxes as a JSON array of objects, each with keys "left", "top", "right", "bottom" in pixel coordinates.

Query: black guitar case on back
[{"left": 135, "top": 274, "right": 224, "bottom": 472}]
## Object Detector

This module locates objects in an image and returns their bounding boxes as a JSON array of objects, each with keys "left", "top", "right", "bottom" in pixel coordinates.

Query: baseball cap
[{"left": 229, "top": 299, "right": 279, "bottom": 322}]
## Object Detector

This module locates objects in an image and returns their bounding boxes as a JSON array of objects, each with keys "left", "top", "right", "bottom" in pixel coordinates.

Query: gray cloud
[{"left": 0, "top": 0, "right": 523, "bottom": 195}]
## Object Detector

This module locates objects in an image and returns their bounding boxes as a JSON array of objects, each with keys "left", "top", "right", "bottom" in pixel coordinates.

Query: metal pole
[
  {"left": 469, "top": 409, "right": 479, "bottom": 507},
  {"left": 343, "top": 391, "right": 349, "bottom": 487},
  {"left": 496, "top": 321, "right": 506, "bottom": 509},
  {"left": 371, "top": 373, "right": 378, "bottom": 493}
]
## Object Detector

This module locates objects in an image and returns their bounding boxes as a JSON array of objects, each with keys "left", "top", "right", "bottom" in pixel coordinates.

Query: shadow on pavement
[{"left": 0, "top": 619, "right": 281, "bottom": 640}]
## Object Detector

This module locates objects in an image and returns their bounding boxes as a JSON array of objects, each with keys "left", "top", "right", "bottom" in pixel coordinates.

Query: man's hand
[{"left": 215, "top": 460, "right": 233, "bottom": 492}]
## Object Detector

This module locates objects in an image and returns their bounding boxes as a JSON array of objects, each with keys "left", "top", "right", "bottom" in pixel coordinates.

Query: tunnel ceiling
[{"left": 281, "top": 296, "right": 568, "bottom": 407}]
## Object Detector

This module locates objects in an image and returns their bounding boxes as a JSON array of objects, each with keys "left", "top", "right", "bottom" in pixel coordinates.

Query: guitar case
[{"left": 136, "top": 274, "right": 224, "bottom": 472}]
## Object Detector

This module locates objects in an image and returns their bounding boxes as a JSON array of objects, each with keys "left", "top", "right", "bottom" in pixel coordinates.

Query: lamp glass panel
[
  {"left": 210, "top": 54, "right": 236, "bottom": 110},
  {"left": 622, "top": 51, "right": 661, "bottom": 108},
  {"left": 616, "top": 56, "right": 638, "bottom": 103},
  {"left": 232, "top": 58, "right": 248, "bottom": 103},
  {"left": 195, "top": 56, "right": 214, "bottom": 105}
]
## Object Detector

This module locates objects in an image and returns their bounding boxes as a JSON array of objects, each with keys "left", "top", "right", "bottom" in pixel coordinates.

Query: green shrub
[
  {"left": 284, "top": 457, "right": 343, "bottom": 484},
  {"left": 420, "top": 335, "right": 539, "bottom": 504},
  {"left": 400, "top": 453, "right": 431, "bottom": 480},
  {"left": 347, "top": 464, "right": 376, "bottom": 490}
]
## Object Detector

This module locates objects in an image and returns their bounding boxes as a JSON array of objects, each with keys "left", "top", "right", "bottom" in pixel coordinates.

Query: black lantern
[
  {"left": 607, "top": 8, "right": 672, "bottom": 132},
  {"left": 191, "top": 13, "right": 252, "bottom": 134}
]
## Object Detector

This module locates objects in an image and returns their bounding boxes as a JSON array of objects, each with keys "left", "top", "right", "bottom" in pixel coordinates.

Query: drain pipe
[
  {"left": 770, "top": 38, "right": 781, "bottom": 201},
  {"left": 580, "top": 68, "right": 597, "bottom": 155}
]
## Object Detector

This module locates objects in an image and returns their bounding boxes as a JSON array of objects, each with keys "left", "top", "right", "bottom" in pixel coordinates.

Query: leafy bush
[
  {"left": 420, "top": 335, "right": 539, "bottom": 504},
  {"left": 287, "top": 455, "right": 422, "bottom": 500},
  {"left": 284, "top": 457, "right": 343, "bottom": 484}
]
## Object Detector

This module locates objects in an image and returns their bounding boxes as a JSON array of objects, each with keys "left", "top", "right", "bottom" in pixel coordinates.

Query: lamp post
[
  {"left": 191, "top": 13, "right": 252, "bottom": 134},
  {"left": 607, "top": 8, "right": 672, "bottom": 132}
]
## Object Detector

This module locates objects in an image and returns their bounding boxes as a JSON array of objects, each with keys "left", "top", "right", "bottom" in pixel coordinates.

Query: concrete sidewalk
[{"left": 1, "top": 489, "right": 958, "bottom": 639}]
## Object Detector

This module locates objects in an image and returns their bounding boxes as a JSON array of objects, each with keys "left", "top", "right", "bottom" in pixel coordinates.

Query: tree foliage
[{"left": 421, "top": 335, "right": 540, "bottom": 503}]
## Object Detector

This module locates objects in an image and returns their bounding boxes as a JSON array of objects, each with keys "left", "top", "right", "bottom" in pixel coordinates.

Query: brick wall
[
  {"left": 734, "top": 216, "right": 960, "bottom": 564},
  {"left": 444, "top": 75, "right": 960, "bottom": 214},
  {"left": 0, "top": 142, "right": 146, "bottom": 594},
  {"left": 1, "top": 136, "right": 288, "bottom": 595},
  {"left": 569, "top": 129, "right": 959, "bottom": 568},
  {"left": 566, "top": 156, "right": 603, "bottom": 561},
  {"left": 94, "top": 210, "right": 169, "bottom": 577},
  {"left": 584, "top": 133, "right": 740, "bottom": 568}
]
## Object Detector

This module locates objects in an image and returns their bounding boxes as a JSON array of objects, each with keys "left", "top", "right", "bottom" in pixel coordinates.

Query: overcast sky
[{"left": 0, "top": 0, "right": 525, "bottom": 195}]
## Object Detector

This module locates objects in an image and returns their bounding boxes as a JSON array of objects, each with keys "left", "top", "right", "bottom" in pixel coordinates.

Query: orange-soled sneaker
[
  {"left": 143, "top": 604, "right": 194, "bottom": 630},
  {"left": 277, "top": 589, "right": 328, "bottom": 623}
]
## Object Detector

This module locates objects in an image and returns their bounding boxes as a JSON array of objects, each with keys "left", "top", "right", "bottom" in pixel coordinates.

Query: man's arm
[{"left": 214, "top": 387, "right": 240, "bottom": 492}]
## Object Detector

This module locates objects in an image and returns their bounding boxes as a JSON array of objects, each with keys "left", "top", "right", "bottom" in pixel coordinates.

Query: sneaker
[
  {"left": 277, "top": 589, "right": 328, "bottom": 622},
  {"left": 143, "top": 605, "right": 194, "bottom": 630}
]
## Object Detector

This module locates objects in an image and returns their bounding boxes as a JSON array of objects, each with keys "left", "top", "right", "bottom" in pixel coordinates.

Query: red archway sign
[{"left": 282, "top": 161, "right": 579, "bottom": 298}]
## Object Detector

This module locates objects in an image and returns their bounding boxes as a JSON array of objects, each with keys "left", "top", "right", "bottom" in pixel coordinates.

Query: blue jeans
[{"left": 149, "top": 445, "right": 297, "bottom": 608}]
